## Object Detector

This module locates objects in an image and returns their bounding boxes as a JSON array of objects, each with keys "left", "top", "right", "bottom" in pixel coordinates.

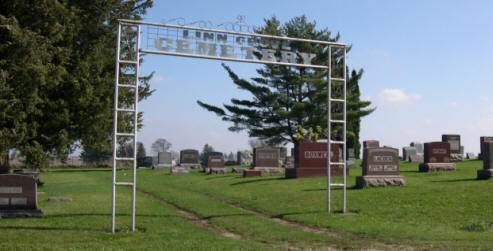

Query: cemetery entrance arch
[{"left": 112, "top": 19, "right": 348, "bottom": 233}]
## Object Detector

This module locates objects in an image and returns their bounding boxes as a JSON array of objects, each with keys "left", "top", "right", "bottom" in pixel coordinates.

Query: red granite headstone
[
  {"left": 424, "top": 142, "right": 451, "bottom": 163},
  {"left": 243, "top": 170, "right": 262, "bottom": 178},
  {"left": 285, "top": 141, "right": 348, "bottom": 178}
]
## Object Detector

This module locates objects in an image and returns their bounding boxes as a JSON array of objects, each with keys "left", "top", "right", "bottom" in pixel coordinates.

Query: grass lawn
[{"left": 1, "top": 159, "right": 492, "bottom": 249}]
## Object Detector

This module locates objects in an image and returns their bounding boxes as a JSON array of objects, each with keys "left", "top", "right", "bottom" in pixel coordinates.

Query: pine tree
[
  {"left": 0, "top": 1, "right": 154, "bottom": 170},
  {"left": 197, "top": 15, "right": 374, "bottom": 158}
]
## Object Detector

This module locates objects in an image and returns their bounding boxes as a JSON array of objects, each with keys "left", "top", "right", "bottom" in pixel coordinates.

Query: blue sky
[{"left": 136, "top": 0, "right": 493, "bottom": 156}]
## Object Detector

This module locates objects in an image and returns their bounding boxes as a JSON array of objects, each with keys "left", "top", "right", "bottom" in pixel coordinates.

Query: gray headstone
[
  {"left": 410, "top": 142, "right": 424, "bottom": 155},
  {"left": 153, "top": 152, "right": 172, "bottom": 169},
  {"left": 347, "top": 148, "right": 355, "bottom": 160},
  {"left": 236, "top": 150, "right": 252, "bottom": 165},
  {"left": 402, "top": 146, "right": 417, "bottom": 161},
  {"left": 466, "top": 152, "right": 476, "bottom": 159}
]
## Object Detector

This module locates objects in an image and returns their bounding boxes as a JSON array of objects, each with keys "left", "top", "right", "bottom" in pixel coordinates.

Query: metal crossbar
[{"left": 327, "top": 46, "right": 347, "bottom": 214}]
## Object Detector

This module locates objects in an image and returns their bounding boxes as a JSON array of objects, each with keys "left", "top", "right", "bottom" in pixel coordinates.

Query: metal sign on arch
[{"left": 111, "top": 18, "right": 348, "bottom": 233}]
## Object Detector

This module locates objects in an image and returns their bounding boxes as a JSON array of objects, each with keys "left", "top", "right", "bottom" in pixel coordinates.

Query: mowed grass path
[
  {"left": 138, "top": 160, "right": 493, "bottom": 249},
  {"left": 1, "top": 160, "right": 492, "bottom": 249}
]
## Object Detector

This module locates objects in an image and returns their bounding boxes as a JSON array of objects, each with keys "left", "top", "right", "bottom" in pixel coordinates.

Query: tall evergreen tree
[
  {"left": 0, "top": 0, "right": 154, "bottom": 170},
  {"left": 197, "top": 15, "right": 374, "bottom": 158}
]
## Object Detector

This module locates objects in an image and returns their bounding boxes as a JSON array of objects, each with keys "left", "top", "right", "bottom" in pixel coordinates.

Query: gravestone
[
  {"left": 137, "top": 156, "right": 153, "bottom": 168},
  {"left": 279, "top": 147, "right": 287, "bottom": 165},
  {"left": 236, "top": 150, "right": 253, "bottom": 165},
  {"left": 442, "top": 134, "right": 463, "bottom": 161},
  {"left": 170, "top": 166, "right": 190, "bottom": 174},
  {"left": 179, "top": 149, "right": 200, "bottom": 169},
  {"left": 402, "top": 146, "right": 417, "bottom": 161},
  {"left": 410, "top": 142, "right": 424, "bottom": 155},
  {"left": 152, "top": 152, "right": 172, "bottom": 169},
  {"left": 0, "top": 174, "right": 43, "bottom": 218},
  {"left": 479, "top": 137, "right": 493, "bottom": 160},
  {"left": 202, "top": 152, "right": 223, "bottom": 166},
  {"left": 206, "top": 155, "right": 227, "bottom": 174},
  {"left": 356, "top": 147, "right": 405, "bottom": 188},
  {"left": 346, "top": 148, "right": 357, "bottom": 167},
  {"left": 285, "top": 156, "right": 294, "bottom": 168},
  {"left": 252, "top": 147, "right": 283, "bottom": 174},
  {"left": 243, "top": 170, "right": 262, "bottom": 178},
  {"left": 363, "top": 140, "right": 380, "bottom": 149},
  {"left": 285, "top": 142, "right": 348, "bottom": 178},
  {"left": 419, "top": 142, "right": 456, "bottom": 172},
  {"left": 466, "top": 152, "right": 476, "bottom": 159},
  {"left": 478, "top": 142, "right": 493, "bottom": 179}
]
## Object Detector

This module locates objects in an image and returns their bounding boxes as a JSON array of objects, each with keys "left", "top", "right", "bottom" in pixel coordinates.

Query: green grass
[
  {"left": 1, "top": 160, "right": 492, "bottom": 249},
  {"left": 0, "top": 169, "right": 263, "bottom": 250},
  {"left": 137, "top": 160, "right": 493, "bottom": 249}
]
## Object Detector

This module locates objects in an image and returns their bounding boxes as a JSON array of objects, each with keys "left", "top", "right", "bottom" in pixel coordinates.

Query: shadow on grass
[
  {"left": 47, "top": 169, "right": 111, "bottom": 173},
  {"left": 400, "top": 170, "right": 420, "bottom": 173},
  {"left": 205, "top": 175, "right": 236, "bottom": 180},
  {"left": 302, "top": 186, "right": 359, "bottom": 192},
  {"left": 203, "top": 213, "right": 252, "bottom": 220},
  {"left": 432, "top": 178, "right": 477, "bottom": 183},
  {"left": 230, "top": 177, "right": 285, "bottom": 186},
  {"left": 42, "top": 213, "right": 182, "bottom": 219}
]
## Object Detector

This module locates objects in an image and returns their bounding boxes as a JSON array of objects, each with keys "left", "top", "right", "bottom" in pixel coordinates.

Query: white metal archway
[{"left": 112, "top": 19, "right": 347, "bottom": 233}]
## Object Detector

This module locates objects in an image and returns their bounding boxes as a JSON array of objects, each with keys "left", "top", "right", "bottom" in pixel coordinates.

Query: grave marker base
[
  {"left": 252, "top": 167, "right": 284, "bottom": 174},
  {"left": 285, "top": 167, "right": 348, "bottom": 178},
  {"left": 207, "top": 168, "right": 228, "bottom": 174},
  {"left": 477, "top": 169, "right": 493, "bottom": 180},
  {"left": 0, "top": 209, "right": 43, "bottom": 218},
  {"left": 152, "top": 164, "right": 172, "bottom": 170},
  {"left": 419, "top": 163, "right": 456, "bottom": 172},
  {"left": 180, "top": 163, "right": 200, "bottom": 169},
  {"left": 356, "top": 176, "right": 406, "bottom": 188}
]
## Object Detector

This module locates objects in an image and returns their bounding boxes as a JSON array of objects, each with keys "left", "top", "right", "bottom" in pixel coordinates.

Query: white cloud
[{"left": 378, "top": 88, "right": 421, "bottom": 104}]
